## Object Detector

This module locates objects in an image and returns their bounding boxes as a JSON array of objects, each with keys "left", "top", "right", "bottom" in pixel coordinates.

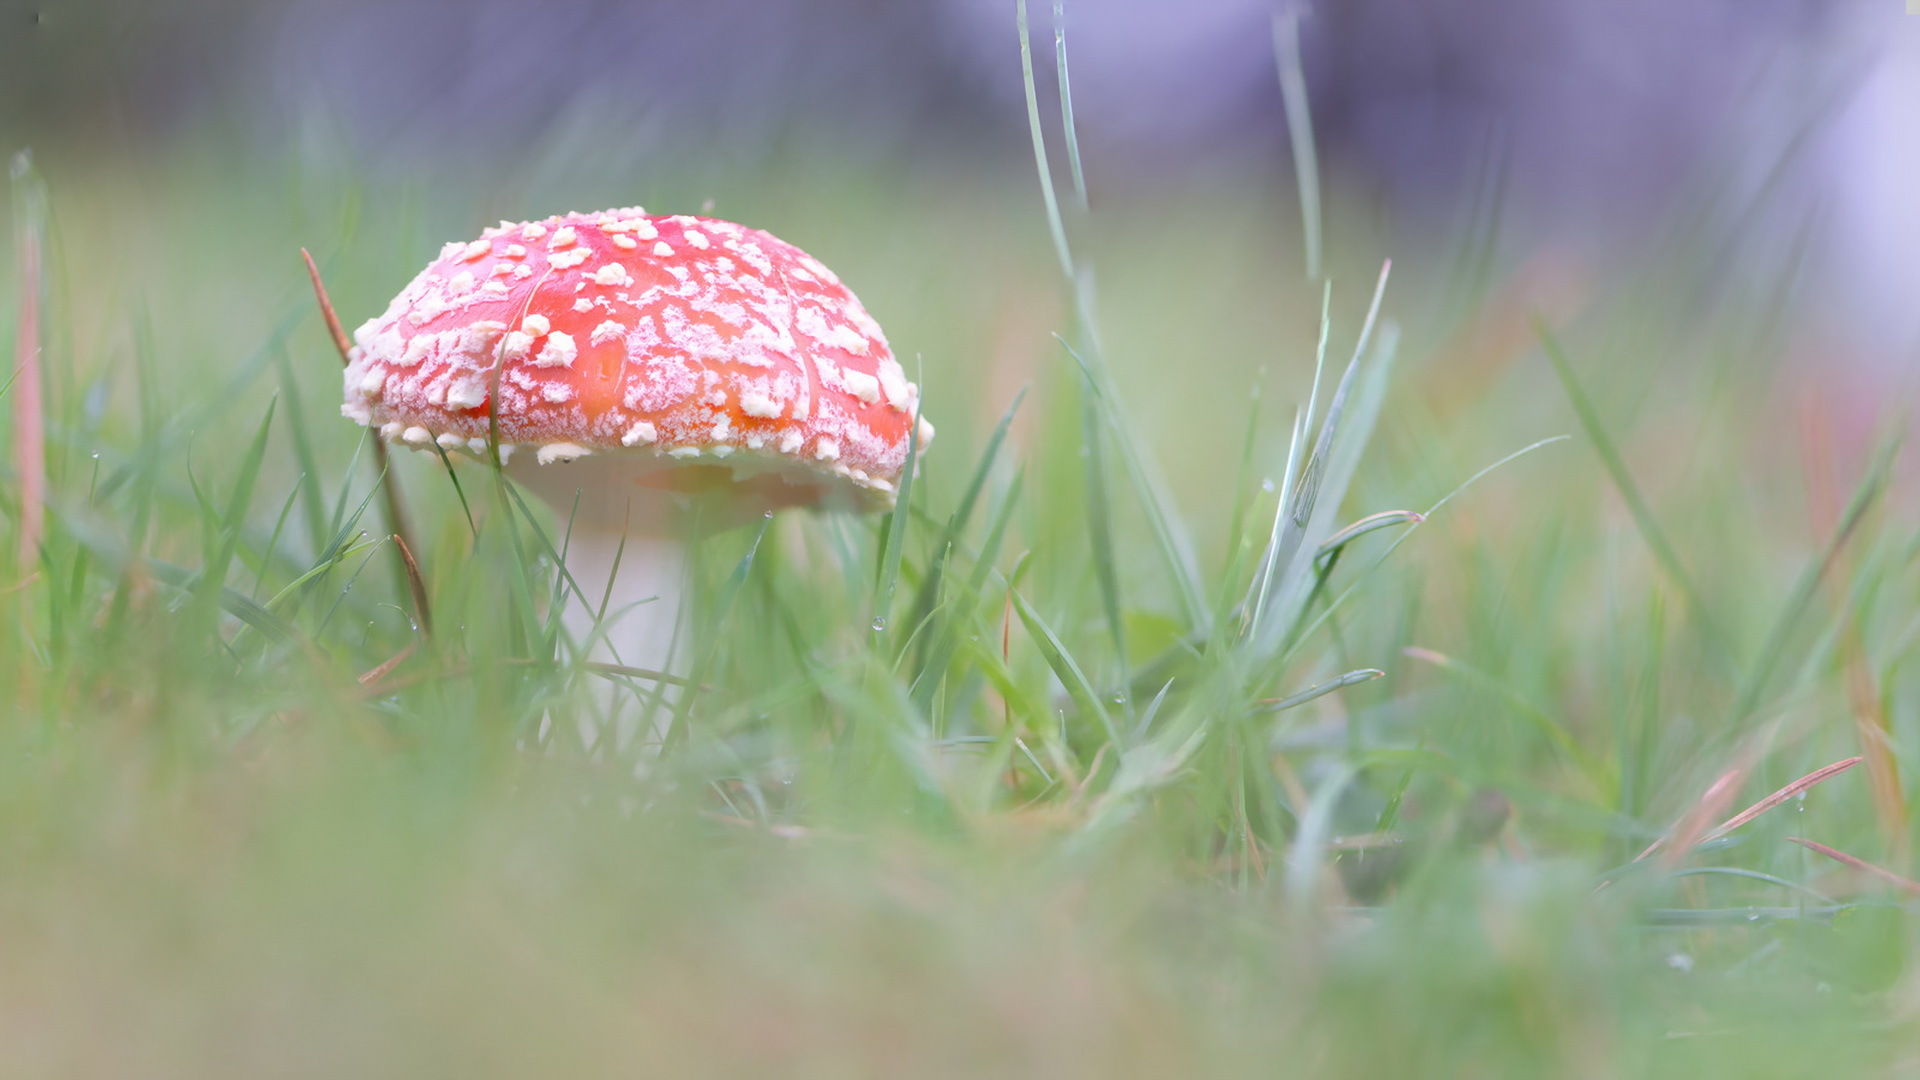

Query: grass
[{"left": 4, "top": 32, "right": 1920, "bottom": 1079}]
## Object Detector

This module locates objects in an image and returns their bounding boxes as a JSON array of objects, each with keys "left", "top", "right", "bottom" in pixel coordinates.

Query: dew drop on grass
[{"left": 871, "top": 617, "right": 887, "bottom": 632}]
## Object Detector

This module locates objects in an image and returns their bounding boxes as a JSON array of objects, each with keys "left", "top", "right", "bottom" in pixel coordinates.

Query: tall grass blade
[
  {"left": 1536, "top": 319, "right": 1729, "bottom": 672},
  {"left": 191, "top": 399, "right": 275, "bottom": 626},
  {"left": 11, "top": 151, "right": 47, "bottom": 576},
  {"left": 872, "top": 403, "right": 923, "bottom": 640},
  {"left": 1081, "top": 380, "right": 1126, "bottom": 672},
  {"left": 1016, "top": 0, "right": 1073, "bottom": 280},
  {"left": 1052, "top": 3, "right": 1089, "bottom": 211},
  {"left": 1272, "top": 6, "right": 1322, "bottom": 281},
  {"left": 1727, "top": 430, "right": 1898, "bottom": 727},
  {"left": 906, "top": 388, "right": 1025, "bottom": 647},
  {"left": 1056, "top": 336, "right": 1210, "bottom": 632},
  {"left": 273, "top": 346, "right": 331, "bottom": 561},
  {"left": 1011, "top": 586, "right": 1118, "bottom": 747},
  {"left": 910, "top": 469, "right": 1025, "bottom": 711}
]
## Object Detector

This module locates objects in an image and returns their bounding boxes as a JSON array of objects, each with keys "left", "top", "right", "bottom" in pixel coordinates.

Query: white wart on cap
[{"left": 341, "top": 209, "right": 932, "bottom": 506}]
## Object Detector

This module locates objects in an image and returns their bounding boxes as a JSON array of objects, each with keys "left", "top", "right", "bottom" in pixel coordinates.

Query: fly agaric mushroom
[{"left": 339, "top": 208, "right": 931, "bottom": 690}]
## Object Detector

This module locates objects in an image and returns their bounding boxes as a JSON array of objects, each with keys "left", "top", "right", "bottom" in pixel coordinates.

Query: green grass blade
[
  {"left": 1081, "top": 376, "right": 1126, "bottom": 673},
  {"left": 911, "top": 469, "right": 1026, "bottom": 712},
  {"left": 1052, "top": 2, "right": 1089, "bottom": 212},
  {"left": 1055, "top": 336, "right": 1210, "bottom": 632},
  {"left": 1272, "top": 7, "right": 1322, "bottom": 281},
  {"left": 192, "top": 397, "right": 276, "bottom": 623},
  {"left": 1255, "top": 668, "right": 1384, "bottom": 715},
  {"left": 1017, "top": 0, "right": 1073, "bottom": 280},
  {"left": 1727, "top": 430, "right": 1900, "bottom": 727},
  {"left": 1536, "top": 318, "right": 1730, "bottom": 670},
  {"left": 274, "top": 346, "right": 331, "bottom": 561},
  {"left": 906, "top": 387, "right": 1026, "bottom": 648},
  {"left": 872, "top": 401, "right": 923, "bottom": 640},
  {"left": 1011, "top": 586, "right": 1118, "bottom": 747}
]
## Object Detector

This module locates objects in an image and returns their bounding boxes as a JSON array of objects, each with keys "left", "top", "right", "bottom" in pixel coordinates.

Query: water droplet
[
  {"left": 763, "top": 509, "right": 775, "bottom": 519},
  {"left": 1261, "top": 477, "right": 1275, "bottom": 492},
  {"left": 871, "top": 617, "right": 887, "bottom": 632},
  {"left": 1110, "top": 693, "right": 1127, "bottom": 706}
]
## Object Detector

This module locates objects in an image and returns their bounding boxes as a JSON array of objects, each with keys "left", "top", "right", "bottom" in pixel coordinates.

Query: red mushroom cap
[{"left": 340, "top": 209, "right": 930, "bottom": 507}]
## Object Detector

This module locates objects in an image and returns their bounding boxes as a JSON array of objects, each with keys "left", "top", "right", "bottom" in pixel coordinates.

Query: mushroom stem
[{"left": 508, "top": 459, "right": 694, "bottom": 747}]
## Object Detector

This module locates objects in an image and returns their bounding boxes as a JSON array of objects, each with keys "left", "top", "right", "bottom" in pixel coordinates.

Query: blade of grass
[
  {"left": 1011, "top": 586, "right": 1119, "bottom": 748},
  {"left": 273, "top": 346, "right": 332, "bottom": 561},
  {"left": 1017, "top": 0, "right": 1073, "bottom": 280},
  {"left": 1703, "top": 756, "right": 1862, "bottom": 844},
  {"left": 1272, "top": 5, "right": 1322, "bottom": 281},
  {"left": 911, "top": 468, "right": 1025, "bottom": 712},
  {"left": 11, "top": 151, "right": 46, "bottom": 576},
  {"left": 1055, "top": 336, "right": 1209, "bottom": 631},
  {"left": 191, "top": 399, "right": 275, "bottom": 628},
  {"left": 1727, "top": 430, "right": 1899, "bottom": 728},
  {"left": 1787, "top": 837, "right": 1920, "bottom": 895},
  {"left": 1052, "top": 2, "right": 1088, "bottom": 212},
  {"left": 906, "top": 387, "right": 1025, "bottom": 653},
  {"left": 303, "top": 247, "right": 429, "bottom": 633},
  {"left": 1283, "top": 759, "right": 1364, "bottom": 911},
  {"left": 1536, "top": 318, "right": 1730, "bottom": 675},
  {"left": 1081, "top": 372, "right": 1126, "bottom": 671},
  {"left": 1254, "top": 668, "right": 1384, "bottom": 715},
  {"left": 872, "top": 400, "right": 923, "bottom": 640}
]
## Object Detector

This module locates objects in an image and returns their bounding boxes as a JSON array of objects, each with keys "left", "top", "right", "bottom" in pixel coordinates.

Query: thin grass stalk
[
  {"left": 1271, "top": 5, "right": 1322, "bottom": 281},
  {"left": 1536, "top": 319, "right": 1733, "bottom": 677},
  {"left": 301, "top": 249, "right": 431, "bottom": 636},
  {"left": 1022, "top": 1, "right": 1208, "bottom": 632},
  {"left": 11, "top": 152, "right": 46, "bottom": 578}
]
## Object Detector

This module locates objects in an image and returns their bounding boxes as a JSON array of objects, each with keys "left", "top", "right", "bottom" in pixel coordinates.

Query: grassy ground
[{"left": 4, "top": 62, "right": 1920, "bottom": 1076}]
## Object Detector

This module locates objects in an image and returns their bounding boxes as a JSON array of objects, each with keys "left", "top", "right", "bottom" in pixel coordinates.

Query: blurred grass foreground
[{"left": 5, "top": 1, "right": 1920, "bottom": 1076}]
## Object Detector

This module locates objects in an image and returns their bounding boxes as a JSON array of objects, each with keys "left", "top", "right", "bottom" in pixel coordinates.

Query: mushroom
[{"left": 339, "top": 208, "right": 932, "bottom": 715}]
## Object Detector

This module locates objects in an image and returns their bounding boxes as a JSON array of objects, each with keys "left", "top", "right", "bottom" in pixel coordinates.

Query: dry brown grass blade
[
  {"left": 301, "top": 248, "right": 356, "bottom": 363},
  {"left": 1701, "top": 756, "right": 1863, "bottom": 844},
  {"left": 1787, "top": 836, "right": 1920, "bottom": 895},
  {"left": 357, "top": 642, "right": 418, "bottom": 689},
  {"left": 12, "top": 153, "right": 45, "bottom": 577},
  {"left": 392, "top": 532, "right": 433, "bottom": 639},
  {"left": 301, "top": 248, "right": 431, "bottom": 636}
]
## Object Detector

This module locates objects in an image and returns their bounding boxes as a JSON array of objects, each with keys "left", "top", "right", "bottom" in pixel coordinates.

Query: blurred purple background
[{"left": 5, "top": 0, "right": 1915, "bottom": 367}]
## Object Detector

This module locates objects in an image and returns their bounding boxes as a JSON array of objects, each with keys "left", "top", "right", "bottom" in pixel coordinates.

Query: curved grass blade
[
  {"left": 1255, "top": 668, "right": 1384, "bottom": 715},
  {"left": 1011, "top": 586, "right": 1118, "bottom": 747}
]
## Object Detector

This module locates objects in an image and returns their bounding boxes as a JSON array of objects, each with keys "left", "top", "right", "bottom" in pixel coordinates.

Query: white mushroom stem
[{"left": 507, "top": 458, "right": 695, "bottom": 747}]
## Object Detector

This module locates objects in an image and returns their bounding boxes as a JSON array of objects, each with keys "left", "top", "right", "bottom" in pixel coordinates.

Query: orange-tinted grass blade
[
  {"left": 1702, "top": 756, "right": 1863, "bottom": 844},
  {"left": 301, "top": 248, "right": 355, "bottom": 366},
  {"left": 1787, "top": 836, "right": 1920, "bottom": 895},
  {"left": 392, "top": 532, "right": 432, "bottom": 639},
  {"left": 303, "top": 247, "right": 431, "bottom": 636},
  {"left": 357, "top": 642, "right": 418, "bottom": 688}
]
